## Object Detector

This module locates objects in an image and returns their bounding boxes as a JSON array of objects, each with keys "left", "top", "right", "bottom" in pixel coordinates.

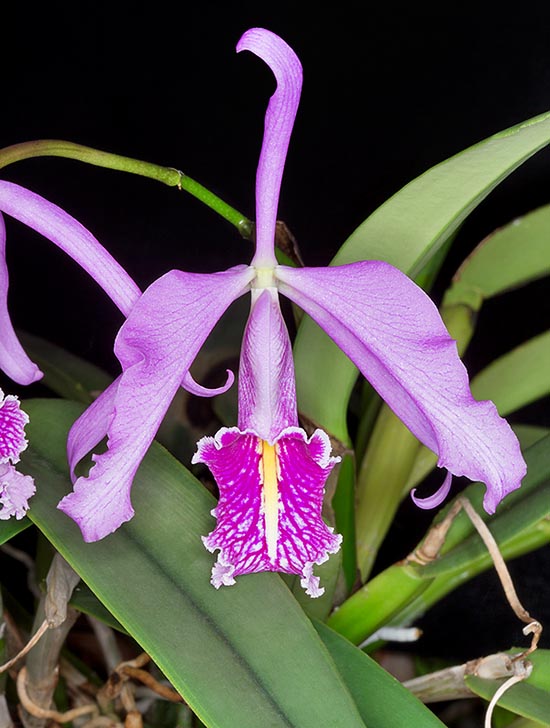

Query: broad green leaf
[
  {"left": 467, "top": 677, "right": 550, "bottom": 725},
  {"left": 294, "top": 110, "right": 550, "bottom": 443},
  {"left": 513, "top": 425, "right": 550, "bottom": 450},
  {"left": 327, "top": 564, "right": 432, "bottom": 645},
  {"left": 21, "top": 399, "right": 366, "bottom": 728},
  {"left": 466, "top": 673, "right": 550, "bottom": 725},
  {"left": 70, "top": 582, "right": 127, "bottom": 633},
  {"left": 443, "top": 203, "right": 550, "bottom": 310},
  {"left": 0, "top": 517, "right": 31, "bottom": 545},
  {"left": 315, "top": 621, "right": 446, "bottom": 727},
  {"left": 470, "top": 331, "right": 550, "bottom": 413}
]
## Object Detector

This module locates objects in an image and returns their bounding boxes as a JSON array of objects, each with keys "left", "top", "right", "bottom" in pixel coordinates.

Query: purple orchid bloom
[
  {"left": 0, "top": 389, "right": 35, "bottom": 520},
  {"left": 53, "top": 28, "right": 525, "bottom": 597},
  {"left": 0, "top": 182, "right": 228, "bottom": 517}
]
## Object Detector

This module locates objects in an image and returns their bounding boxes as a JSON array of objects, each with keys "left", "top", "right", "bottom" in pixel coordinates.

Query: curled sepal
[
  {"left": 0, "top": 389, "right": 29, "bottom": 464},
  {"left": 194, "top": 426, "right": 342, "bottom": 598},
  {"left": 0, "top": 463, "right": 35, "bottom": 520},
  {"left": 411, "top": 470, "right": 453, "bottom": 509},
  {"left": 183, "top": 369, "right": 235, "bottom": 397}
]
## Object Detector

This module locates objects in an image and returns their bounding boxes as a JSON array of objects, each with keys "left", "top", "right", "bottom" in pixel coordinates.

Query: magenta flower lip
[{"left": 0, "top": 29, "right": 526, "bottom": 595}]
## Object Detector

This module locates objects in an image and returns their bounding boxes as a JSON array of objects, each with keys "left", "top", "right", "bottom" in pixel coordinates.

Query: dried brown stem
[
  {"left": 458, "top": 497, "right": 542, "bottom": 656},
  {"left": 406, "top": 500, "right": 463, "bottom": 565},
  {"left": 17, "top": 667, "right": 98, "bottom": 722},
  {"left": 119, "top": 667, "right": 183, "bottom": 703},
  {"left": 0, "top": 621, "right": 49, "bottom": 674}
]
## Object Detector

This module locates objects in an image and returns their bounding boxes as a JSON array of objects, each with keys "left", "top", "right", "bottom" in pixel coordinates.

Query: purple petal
[
  {"left": 195, "top": 426, "right": 342, "bottom": 597},
  {"left": 0, "top": 390, "right": 29, "bottom": 464},
  {"left": 0, "top": 181, "right": 140, "bottom": 316},
  {"left": 237, "top": 29, "right": 302, "bottom": 268},
  {"left": 238, "top": 288, "right": 298, "bottom": 440},
  {"left": 66, "top": 378, "right": 120, "bottom": 481},
  {"left": 58, "top": 266, "right": 253, "bottom": 542},
  {"left": 0, "top": 463, "right": 35, "bottom": 520},
  {"left": 182, "top": 369, "right": 235, "bottom": 398},
  {"left": 0, "top": 212, "right": 42, "bottom": 384},
  {"left": 411, "top": 470, "right": 453, "bottom": 509},
  {"left": 277, "top": 261, "right": 526, "bottom": 513}
]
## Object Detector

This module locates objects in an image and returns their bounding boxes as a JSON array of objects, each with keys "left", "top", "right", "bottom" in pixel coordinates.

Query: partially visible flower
[
  {"left": 0, "top": 389, "right": 35, "bottom": 519},
  {"left": 0, "top": 182, "right": 142, "bottom": 386},
  {"left": 55, "top": 29, "right": 525, "bottom": 598}
]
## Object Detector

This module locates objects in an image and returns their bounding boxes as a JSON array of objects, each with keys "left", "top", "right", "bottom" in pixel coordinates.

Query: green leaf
[
  {"left": 332, "top": 454, "right": 358, "bottom": 592},
  {"left": 443, "top": 203, "right": 550, "bottom": 310},
  {"left": 327, "top": 564, "right": 432, "bottom": 645},
  {"left": 470, "top": 331, "right": 550, "bottom": 414},
  {"left": 70, "top": 582, "right": 127, "bottom": 634},
  {"left": 315, "top": 621, "right": 446, "bottom": 727},
  {"left": 21, "top": 399, "right": 366, "bottom": 728},
  {"left": 0, "top": 517, "right": 31, "bottom": 545},
  {"left": 293, "top": 110, "right": 550, "bottom": 443},
  {"left": 466, "top": 674, "right": 550, "bottom": 725}
]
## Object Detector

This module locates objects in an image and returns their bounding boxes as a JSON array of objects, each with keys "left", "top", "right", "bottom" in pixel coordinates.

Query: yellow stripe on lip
[{"left": 260, "top": 441, "right": 280, "bottom": 561}]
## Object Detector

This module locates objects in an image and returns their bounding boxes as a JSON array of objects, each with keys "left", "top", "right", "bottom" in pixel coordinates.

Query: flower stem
[{"left": 0, "top": 140, "right": 254, "bottom": 239}]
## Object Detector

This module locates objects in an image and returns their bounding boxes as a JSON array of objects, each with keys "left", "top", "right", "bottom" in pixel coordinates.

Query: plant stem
[{"left": 0, "top": 140, "right": 253, "bottom": 239}]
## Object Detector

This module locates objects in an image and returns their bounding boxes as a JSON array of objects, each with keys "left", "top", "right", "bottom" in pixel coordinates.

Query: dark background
[{"left": 1, "top": 3, "right": 549, "bottom": 659}]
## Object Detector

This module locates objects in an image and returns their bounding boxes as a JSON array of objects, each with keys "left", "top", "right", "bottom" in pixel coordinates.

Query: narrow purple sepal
[
  {"left": 0, "top": 212, "right": 42, "bottom": 385},
  {"left": 237, "top": 28, "right": 302, "bottom": 268},
  {"left": 58, "top": 266, "right": 253, "bottom": 542},
  {"left": 0, "top": 389, "right": 29, "bottom": 464},
  {"left": 0, "top": 181, "right": 140, "bottom": 317},
  {"left": 0, "top": 181, "right": 142, "bottom": 388},
  {"left": 0, "top": 463, "right": 35, "bottom": 520},
  {"left": 195, "top": 426, "right": 342, "bottom": 597},
  {"left": 238, "top": 288, "right": 298, "bottom": 440},
  {"left": 277, "top": 261, "right": 526, "bottom": 512}
]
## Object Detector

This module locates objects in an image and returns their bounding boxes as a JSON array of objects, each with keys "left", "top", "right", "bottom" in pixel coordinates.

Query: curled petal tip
[
  {"left": 183, "top": 368, "right": 235, "bottom": 398},
  {"left": 237, "top": 28, "right": 302, "bottom": 268},
  {"left": 237, "top": 28, "right": 302, "bottom": 71},
  {"left": 411, "top": 471, "right": 453, "bottom": 510}
]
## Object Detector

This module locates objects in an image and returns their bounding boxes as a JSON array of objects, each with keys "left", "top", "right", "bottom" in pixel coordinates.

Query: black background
[{"left": 1, "top": 3, "right": 549, "bottom": 660}]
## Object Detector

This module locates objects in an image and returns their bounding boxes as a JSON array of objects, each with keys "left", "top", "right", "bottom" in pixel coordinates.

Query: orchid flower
[
  {"left": 0, "top": 390, "right": 35, "bottom": 520},
  {"left": 54, "top": 28, "right": 525, "bottom": 598},
  {"left": 0, "top": 183, "right": 228, "bottom": 504}
]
